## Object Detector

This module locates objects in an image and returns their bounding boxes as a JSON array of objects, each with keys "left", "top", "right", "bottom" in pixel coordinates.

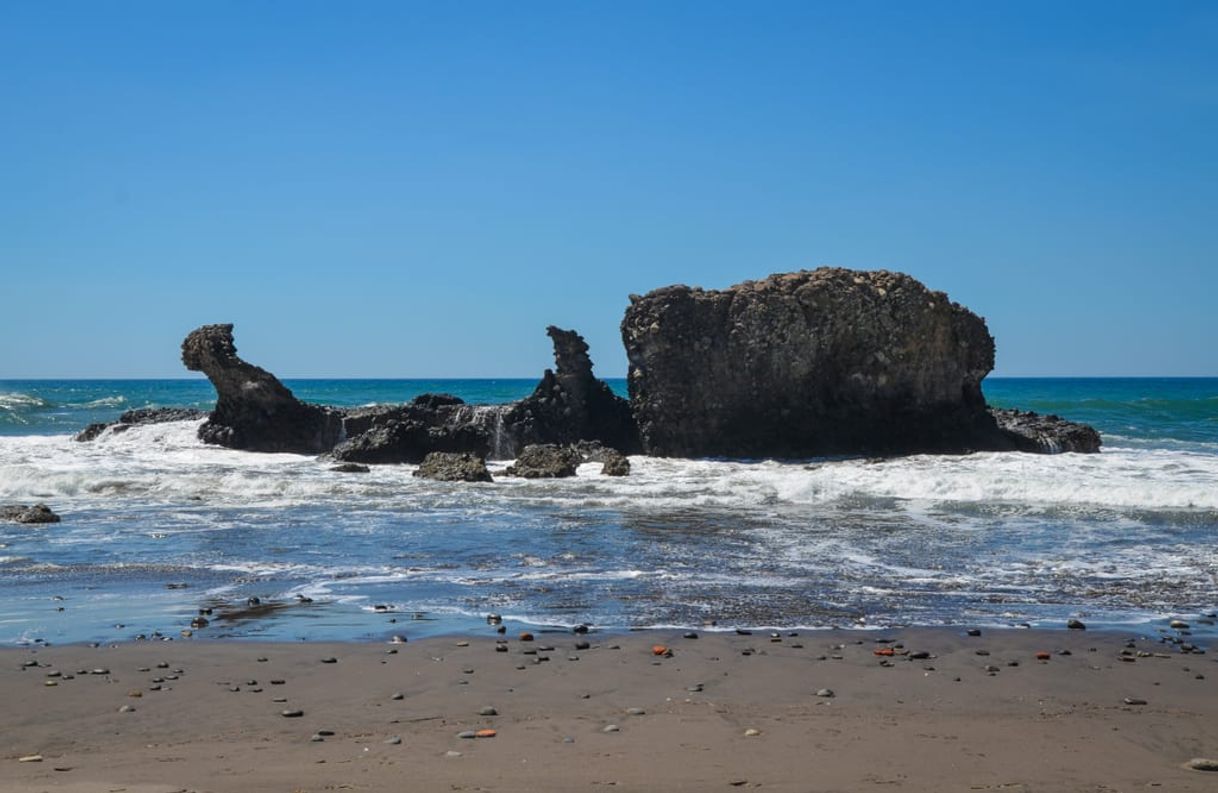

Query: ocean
[{"left": 1, "top": 377, "right": 1215, "bottom": 645}]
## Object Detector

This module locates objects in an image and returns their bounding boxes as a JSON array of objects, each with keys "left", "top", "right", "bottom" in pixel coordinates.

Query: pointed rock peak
[{"left": 545, "top": 326, "right": 595, "bottom": 379}]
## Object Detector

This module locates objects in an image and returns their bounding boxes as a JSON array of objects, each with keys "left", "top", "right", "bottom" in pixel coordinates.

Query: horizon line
[{"left": 2, "top": 374, "right": 1217, "bottom": 382}]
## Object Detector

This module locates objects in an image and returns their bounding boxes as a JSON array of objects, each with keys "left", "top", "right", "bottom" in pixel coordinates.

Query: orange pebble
[
  {"left": 873, "top": 647, "right": 895, "bottom": 657},
  {"left": 519, "top": 632, "right": 534, "bottom": 642},
  {"left": 1035, "top": 651, "right": 1051, "bottom": 661},
  {"left": 475, "top": 729, "right": 497, "bottom": 738},
  {"left": 652, "top": 645, "right": 669, "bottom": 656}
]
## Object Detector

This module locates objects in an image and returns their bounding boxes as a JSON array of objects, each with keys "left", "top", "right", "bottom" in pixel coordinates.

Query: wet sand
[{"left": 3, "top": 628, "right": 1217, "bottom": 792}]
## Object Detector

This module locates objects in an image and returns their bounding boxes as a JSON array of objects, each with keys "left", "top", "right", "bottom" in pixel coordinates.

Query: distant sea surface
[{"left": 1, "top": 377, "right": 1215, "bottom": 645}]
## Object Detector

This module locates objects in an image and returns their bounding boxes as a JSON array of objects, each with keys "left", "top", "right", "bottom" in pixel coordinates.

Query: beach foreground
[{"left": 3, "top": 629, "right": 1217, "bottom": 792}]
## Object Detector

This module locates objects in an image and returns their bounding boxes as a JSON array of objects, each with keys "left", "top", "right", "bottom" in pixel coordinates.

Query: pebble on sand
[
  {"left": 815, "top": 688, "right": 835, "bottom": 698},
  {"left": 479, "top": 706, "right": 498, "bottom": 716},
  {"left": 282, "top": 709, "right": 305, "bottom": 718},
  {"left": 744, "top": 728, "right": 762, "bottom": 737},
  {"left": 1067, "top": 619, "right": 1087, "bottom": 630},
  {"left": 18, "top": 755, "right": 43, "bottom": 763},
  {"left": 1186, "top": 758, "right": 1218, "bottom": 772}
]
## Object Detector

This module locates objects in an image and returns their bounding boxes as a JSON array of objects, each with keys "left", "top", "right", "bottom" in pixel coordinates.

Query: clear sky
[{"left": 2, "top": 1, "right": 1215, "bottom": 378}]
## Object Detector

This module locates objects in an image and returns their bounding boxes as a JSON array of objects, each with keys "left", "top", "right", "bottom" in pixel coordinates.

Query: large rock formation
[
  {"left": 621, "top": 268, "right": 1092, "bottom": 458},
  {"left": 503, "top": 326, "right": 639, "bottom": 454},
  {"left": 178, "top": 323, "right": 635, "bottom": 462},
  {"left": 181, "top": 324, "right": 343, "bottom": 454}
]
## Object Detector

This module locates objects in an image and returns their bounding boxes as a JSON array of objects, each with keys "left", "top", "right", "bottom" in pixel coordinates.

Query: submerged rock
[
  {"left": 990, "top": 408, "right": 1102, "bottom": 454},
  {"left": 504, "top": 444, "right": 582, "bottom": 478},
  {"left": 621, "top": 268, "right": 1098, "bottom": 458},
  {"left": 0, "top": 504, "right": 61, "bottom": 524},
  {"left": 76, "top": 407, "right": 208, "bottom": 442},
  {"left": 413, "top": 452, "right": 493, "bottom": 482},
  {"left": 600, "top": 449, "right": 631, "bottom": 476},
  {"left": 330, "top": 463, "right": 371, "bottom": 473},
  {"left": 182, "top": 324, "right": 343, "bottom": 454}
]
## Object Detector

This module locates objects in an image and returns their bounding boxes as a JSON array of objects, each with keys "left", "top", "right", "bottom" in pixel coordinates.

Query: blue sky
[{"left": 2, "top": 1, "right": 1215, "bottom": 377}]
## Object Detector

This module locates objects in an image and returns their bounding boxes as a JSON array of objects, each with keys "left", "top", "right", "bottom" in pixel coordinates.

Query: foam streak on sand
[{"left": 2, "top": 630, "right": 1217, "bottom": 792}]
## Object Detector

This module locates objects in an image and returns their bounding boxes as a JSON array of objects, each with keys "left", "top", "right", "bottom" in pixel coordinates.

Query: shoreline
[{"left": 5, "top": 627, "right": 1216, "bottom": 792}]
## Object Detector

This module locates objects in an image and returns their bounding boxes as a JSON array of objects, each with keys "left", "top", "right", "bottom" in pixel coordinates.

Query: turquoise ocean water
[{"left": 1, "top": 377, "right": 1215, "bottom": 645}]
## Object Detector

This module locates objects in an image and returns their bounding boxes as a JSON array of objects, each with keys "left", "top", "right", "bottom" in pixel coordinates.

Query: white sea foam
[
  {"left": 0, "top": 392, "right": 51, "bottom": 410},
  {"left": 3, "top": 423, "right": 1218, "bottom": 515}
]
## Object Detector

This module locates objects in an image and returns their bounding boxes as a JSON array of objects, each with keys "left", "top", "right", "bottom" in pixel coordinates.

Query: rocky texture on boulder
[
  {"left": 1, "top": 504, "right": 61, "bottom": 524},
  {"left": 600, "top": 450, "right": 631, "bottom": 476},
  {"left": 504, "top": 444, "right": 583, "bottom": 478},
  {"left": 331, "top": 395, "right": 492, "bottom": 464},
  {"left": 990, "top": 408, "right": 1102, "bottom": 454},
  {"left": 567, "top": 440, "right": 631, "bottom": 476},
  {"left": 329, "top": 328, "right": 635, "bottom": 464},
  {"left": 76, "top": 407, "right": 208, "bottom": 442},
  {"left": 182, "top": 324, "right": 343, "bottom": 454},
  {"left": 503, "top": 327, "right": 639, "bottom": 454},
  {"left": 413, "top": 452, "right": 493, "bottom": 483},
  {"left": 621, "top": 268, "right": 1096, "bottom": 458}
]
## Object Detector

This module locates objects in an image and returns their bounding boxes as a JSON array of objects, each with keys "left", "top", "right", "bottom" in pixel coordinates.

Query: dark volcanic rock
[
  {"left": 75, "top": 423, "right": 110, "bottom": 442},
  {"left": 331, "top": 394, "right": 493, "bottom": 464},
  {"left": 0, "top": 504, "right": 61, "bottom": 524},
  {"left": 413, "top": 452, "right": 493, "bottom": 483},
  {"left": 181, "top": 324, "right": 344, "bottom": 454},
  {"left": 990, "top": 408, "right": 1102, "bottom": 453},
  {"left": 330, "top": 463, "right": 371, "bottom": 473},
  {"left": 600, "top": 450, "right": 631, "bottom": 476},
  {"left": 503, "top": 327, "right": 639, "bottom": 455},
  {"left": 119, "top": 407, "right": 207, "bottom": 425},
  {"left": 569, "top": 440, "right": 631, "bottom": 475},
  {"left": 331, "top": 419, "right": 489, "bottom": 464},
  {"left": 504, "top": 444, "right": 582, "bottom": 478},
  {"left": 76, "top": 407, "right": 207, "bottom": 442},
  {"left": 621, "top": 269, "right": 1002, "bottom": 458}
]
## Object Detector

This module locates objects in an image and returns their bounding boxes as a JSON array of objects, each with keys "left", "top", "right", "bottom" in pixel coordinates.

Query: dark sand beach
[{"left": 4, "top": 628, "right": 1216, "bottom": 792}]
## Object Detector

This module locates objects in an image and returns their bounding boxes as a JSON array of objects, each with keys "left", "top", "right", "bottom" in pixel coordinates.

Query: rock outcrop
[
  {"left": 503, "top": 327, "right": 639, "bottom": 454},
  {"left": 504, "top": 444, "right": 582, "bottom": 478},
  {"left": 413, "top": 452, "right": 493, "bottom": 482},
  {"left": 328, "top": 328, "right": 635, "bottom": 464},
  {"left": 621, "top": 268, "right": 1082, "bottom": 458},
  {"left": 600, "top": 450, "right": 631, "bottom": 476},
  {"left": 330, "top": 395, "right": 492, "bottom": 464},
  {"left": 76, "top": 407, "right": 208, "bottom": 442},
  {"left": 1, "top": 504, "right": 61, "bottom": 524},
  {"left": 990, "top": 408, "right": 1102, "bottom": 454},
  {"left": 182, "top": 324, "right": 344, "bottom": 454}
]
